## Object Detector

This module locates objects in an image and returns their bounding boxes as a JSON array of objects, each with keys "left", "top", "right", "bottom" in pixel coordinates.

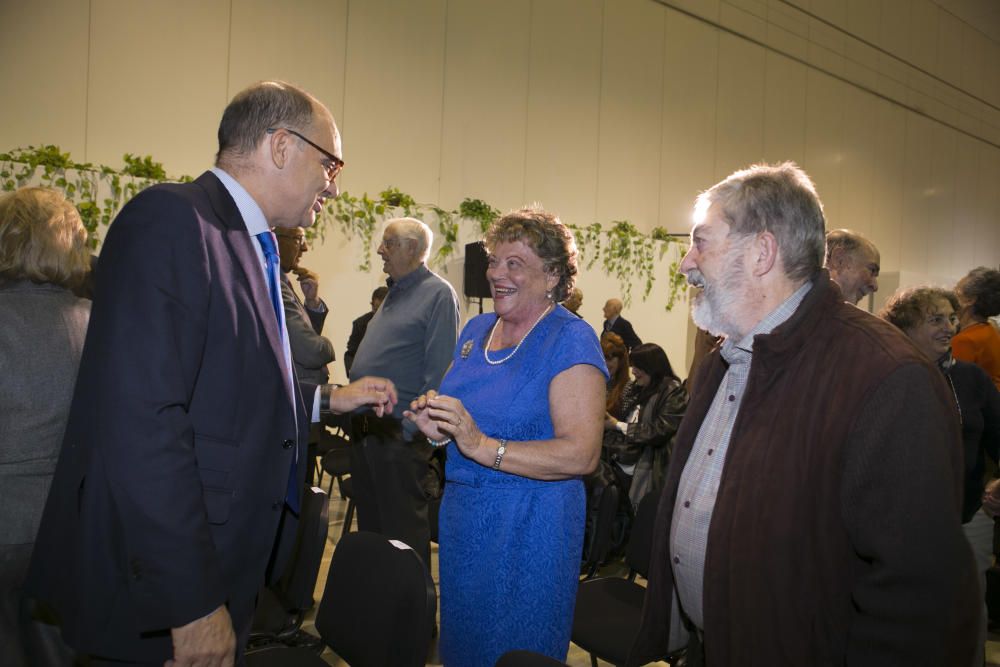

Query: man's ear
[
  {"left": 751, "top": 231, "right": 779, "bottom": 277},
  {"left": 269, "top": 129, "right": 291, "bottom": 169},
  {"left": 829, "top": 247, "right": 849, "bottom": 271}
]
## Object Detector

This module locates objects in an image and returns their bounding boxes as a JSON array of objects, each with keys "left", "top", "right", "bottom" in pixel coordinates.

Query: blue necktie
[{"left": 256, "top": 230, "right": 300, "bottom": 514}]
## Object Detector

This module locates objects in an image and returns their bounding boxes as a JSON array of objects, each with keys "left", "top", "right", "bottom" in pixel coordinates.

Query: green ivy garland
[{"left": 1, "top": 145, "right": 687, "bottom": 309}]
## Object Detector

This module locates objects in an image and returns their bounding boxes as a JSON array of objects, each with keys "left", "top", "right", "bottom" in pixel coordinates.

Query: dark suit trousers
[
  {"left": 0, "top": 544, "right": 75, "bottom": 667},
  {"left": 349, "top": 417, "right": 433, "bottom": 570}
]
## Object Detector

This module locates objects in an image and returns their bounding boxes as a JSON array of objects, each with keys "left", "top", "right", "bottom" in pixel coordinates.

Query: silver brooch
[{"left": 460, "top": 340, "right": 473, "bottom": 359}]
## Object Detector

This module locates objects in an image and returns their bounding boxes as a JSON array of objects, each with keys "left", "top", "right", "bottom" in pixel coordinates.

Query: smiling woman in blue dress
[{"left": 405, "top": 207, "right": 607, "bottom": 666}]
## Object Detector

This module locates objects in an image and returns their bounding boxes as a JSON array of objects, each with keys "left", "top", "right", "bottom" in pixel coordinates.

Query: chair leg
[
  {"left": 590, "top": 654, "right": 598, "bottom": 667},
  {"left": 340, "top": 499, "right": 355, "bottom": 539}
]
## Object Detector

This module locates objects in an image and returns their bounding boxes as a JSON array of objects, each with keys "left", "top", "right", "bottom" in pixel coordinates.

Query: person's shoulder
[
  {"left": 552, "top": 306, "right": 597, "bottom": 335},
  {"left": 952, "top": 358, "right": 994, "bottom": 388},
  {"left": 826, "top": 300, "right": 924, "bottom": 366},
  {"left": 424, "top": 268, "right": 459, "bottom": 297}
]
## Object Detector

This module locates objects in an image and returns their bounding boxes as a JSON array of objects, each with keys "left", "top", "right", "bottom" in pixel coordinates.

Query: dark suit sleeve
[
  {"left": 281, "top": 278, "right": 335, "bottom": 371},
  {"left": 841, "top": 363, "right": 978, "bottom": 665},
  {"left": 92, "top": 190, "right": 227, "bottom": 629},
  {"left": 344, "top": 314, "right": 368, "bottom": 376},
  {"left": 305, "top": 300, "right": 327, "bottom": 334},
  {"left": 622, "top": 320, "right": 642, "bottom": 349}
]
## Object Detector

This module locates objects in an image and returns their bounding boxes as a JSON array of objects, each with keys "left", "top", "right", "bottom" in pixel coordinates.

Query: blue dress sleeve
[{"left": 545, "top": 313, "right": 609, "bottom": 381}]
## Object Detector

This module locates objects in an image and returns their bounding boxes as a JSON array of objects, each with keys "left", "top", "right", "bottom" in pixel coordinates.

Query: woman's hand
[
  {"left": 403, "top": 391, "right": 451, "bottom": 441},
  {"left": 604, "top": 412, "right": 619, "bottom": 430},
  {"left": 420, "top": 394, "right": 488, "bottom": 462}
]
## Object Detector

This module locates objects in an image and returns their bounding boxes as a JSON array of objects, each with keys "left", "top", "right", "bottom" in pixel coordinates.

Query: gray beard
[{"left": 688, "top": 249, "right": 748, "bottom": 339}]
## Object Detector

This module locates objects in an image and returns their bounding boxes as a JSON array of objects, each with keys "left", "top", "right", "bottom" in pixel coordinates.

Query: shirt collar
[
  {"left": 210, "top": 167, "right": 270, "bottom": 236},
  {"left": 721, "top": 280, "right": 813, "bottom": 364},
  {"left": 386, "top": 264, "right": 429, "bottom": 292}
]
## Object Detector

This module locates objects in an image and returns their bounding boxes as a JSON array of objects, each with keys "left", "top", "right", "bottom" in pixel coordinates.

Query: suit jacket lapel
[{"left": 194, "top": 172, "right": 296, "bottom": 409}]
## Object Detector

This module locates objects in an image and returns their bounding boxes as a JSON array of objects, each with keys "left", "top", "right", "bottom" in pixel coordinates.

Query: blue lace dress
[{"left": 436, "top": 306, "right": 607, "bottom": 666}]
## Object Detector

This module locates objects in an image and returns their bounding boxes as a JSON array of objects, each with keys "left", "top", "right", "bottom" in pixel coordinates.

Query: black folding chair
[
  {"left": 572, "top": 491, "right": 682, "bottom": 667},
  {"left": 246, "top": 531, "right": 436, "bottom": 667}
]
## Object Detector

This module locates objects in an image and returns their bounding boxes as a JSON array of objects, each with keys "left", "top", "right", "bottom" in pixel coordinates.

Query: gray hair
[
  {"left": 825, "top": 229, "right": 877, "bottom": 265},
  {"left": 216, "top": 81, "right": 323, "bottom": 166},
  {"left": 387, "top": 217, "right": 433, "bottom": 263},
  {"left": 695, "top": 162, "right": 825, "bottom": 283}
]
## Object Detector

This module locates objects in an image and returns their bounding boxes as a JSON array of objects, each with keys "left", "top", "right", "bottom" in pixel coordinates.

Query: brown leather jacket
[{"left": 627, "top": 272, "right": 977, "bottom": 667}]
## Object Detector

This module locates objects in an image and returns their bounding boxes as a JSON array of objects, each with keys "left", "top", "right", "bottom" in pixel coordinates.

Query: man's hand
[
  {"left": 328, "top": 377, "right": 398, "bottom": 417},
  {"left": 293, "top": 266, "right": 321, "bottom": 309},
  {"left": 165, "top": 605, "right": 235, "bottom": 667}
]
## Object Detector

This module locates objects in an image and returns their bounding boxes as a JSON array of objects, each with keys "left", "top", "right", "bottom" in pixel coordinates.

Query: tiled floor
[{"left": 300, "top": 483, "right": 1000, "bottom": 667}]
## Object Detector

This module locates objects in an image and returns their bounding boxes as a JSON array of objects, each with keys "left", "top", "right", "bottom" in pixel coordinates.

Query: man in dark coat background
[
  {"left": 27, "top": 81, "right": 396, "bottom": 666},
  {"left": 602, "top": 298, "right": 641, "bottom": 350}
]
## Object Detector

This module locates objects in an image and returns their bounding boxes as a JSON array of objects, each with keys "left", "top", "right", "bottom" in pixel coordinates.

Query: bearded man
[{"left": 627, "top": 162, "right": 976, "bottom": 666}]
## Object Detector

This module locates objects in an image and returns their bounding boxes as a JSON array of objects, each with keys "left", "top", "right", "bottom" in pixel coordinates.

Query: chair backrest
[
  {"left": 276, "top": 486, "right": 330, "bottom": 609},
  {"left": 315, "top": 531, "right": 437, "bottom": 667},
  {"left": 582, "top": 483, "right": 619, "bottom": 579},
  {"left": 625, "top": 490, "right": 659, "bottom": 578}
]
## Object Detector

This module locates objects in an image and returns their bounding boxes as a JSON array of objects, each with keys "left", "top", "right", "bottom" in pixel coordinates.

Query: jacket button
[
  {"left": 282, "top": 439, "right": 294, "bottom": 449},
  {"left": 272, "top": 501, "right": 281, "bottom": 510}
]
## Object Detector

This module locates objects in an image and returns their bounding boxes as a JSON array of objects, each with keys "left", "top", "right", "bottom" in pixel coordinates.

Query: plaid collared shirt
[{"left": 670, "top": 281, "right": 812, "bottom": 630}]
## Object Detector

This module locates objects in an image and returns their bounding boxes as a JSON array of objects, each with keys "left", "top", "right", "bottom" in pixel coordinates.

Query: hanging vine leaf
[{"left": 1, "top": 145, "right": 688, "bottom": 310}]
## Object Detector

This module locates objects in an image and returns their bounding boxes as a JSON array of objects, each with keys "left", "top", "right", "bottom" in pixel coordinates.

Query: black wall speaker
[{"left": 463, "top": 241, "right": 492, "bottom": 298}]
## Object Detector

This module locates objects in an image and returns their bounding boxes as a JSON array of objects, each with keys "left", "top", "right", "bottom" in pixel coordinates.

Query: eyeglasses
[
  {"left": 379, "top": 237, "right": 406, "bottom": 250},
  {"left": 267, "top": 127, "right": 345, "bottom": 180}
]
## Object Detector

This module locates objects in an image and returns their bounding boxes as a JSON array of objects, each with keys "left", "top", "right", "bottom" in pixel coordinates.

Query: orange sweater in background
[{"left": 953, "top": 321, "right": 1000, "bottom": 390}]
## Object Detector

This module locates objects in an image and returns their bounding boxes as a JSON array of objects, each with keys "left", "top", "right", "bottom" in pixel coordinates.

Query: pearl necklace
[{"left": 484, "top": 304, "right": 553, "bottom": 365}]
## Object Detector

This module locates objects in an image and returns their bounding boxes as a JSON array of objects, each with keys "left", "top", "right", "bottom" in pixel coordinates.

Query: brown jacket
[{"left": 627, "top": 272, "right": 977, "bottom": 667}]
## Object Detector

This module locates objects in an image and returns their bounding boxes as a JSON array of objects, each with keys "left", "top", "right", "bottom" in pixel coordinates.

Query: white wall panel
[
  {"left": 867, "top": 99, "right": 906, "bottom": 273},
  {"left": 803, "top": 70, "right": 845, "bottom": 227},
  {"left": 844, "top": 0, "right": 880, "bottom": 44},
  {"left": 714, "top": 32, "right": 766, "bottom": 178},
  {"left": 936, "top": 7, "right": 965, "bottom": 86},
  {"left": 949, "top": 133, "right": 982, "bottom": 279},
  {"left": 899, "top": 113, "right": 936, "bottom": 274},
  {"left": 959, "top": 23, "right": 986, "bottom": 101},
  {"left": 86, "top": 0, "right": 230, "bottom": 177},
  {"left": 879, "top": 0, "right": 913, "bottom": 62},
  {"left": 762, "top": 51, "right": 807, "bottom": 164},
  {"left": 909, "top": 0, "right": 940, "bottom": 76},
  {"left": 523, "top": 0, "right": 603, "bottom": 226},
  {"left": 660, "top": 10, "right": 719, "bottom": 229},
  {"left": 228, "top": 0, "right": 348, "bottom": 123},
  {"left": 809, "top": 0, "right": 847, "bottom": 26},
  {"left": 340, "top": 0, "right": 447, "bottom": 203},
  {"left": 0, "top": 0, "right": 89, "bottom": 156},
  {"left": 838, "top": 85, "right": 878, "bottom": 236},
  {"left": 926, "top": 123, "right": 958, "bottom": 279},
  {"left": 438, "top": 0, "right": 531, "bottom": 212},
  {"left": 973, "top": 145, "right": 1000, "bottom": 268},
  {"left": 595, "top": 0, "right": 666, "bottom": 230}
]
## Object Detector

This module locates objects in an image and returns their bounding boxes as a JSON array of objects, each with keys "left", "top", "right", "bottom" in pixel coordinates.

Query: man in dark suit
[
  {"left": 602, "top": 298, "right": 642, "bottom": 350},
  {"left": 27, "top": 81, "right": 396, "bottom": 666},
  {"left": 275, "top": 226, "right": 335, "bottom": 384}
]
